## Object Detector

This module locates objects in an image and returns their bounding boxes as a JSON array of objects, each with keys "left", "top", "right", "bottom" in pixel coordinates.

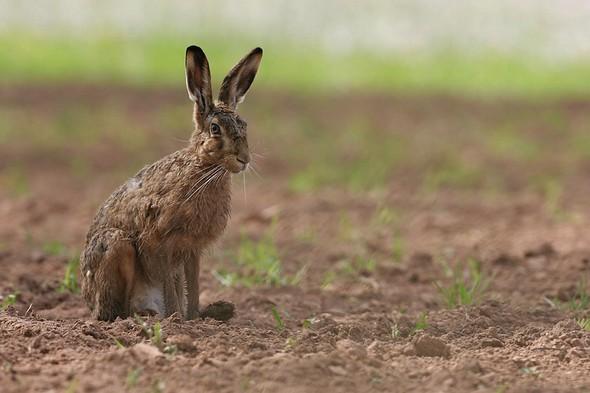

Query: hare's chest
[
  {"left": 158, "top": 196, "right": 230, "bottom": 249},
  {"left": 187, "top": 199, "right": 231, "bottom": 244}
]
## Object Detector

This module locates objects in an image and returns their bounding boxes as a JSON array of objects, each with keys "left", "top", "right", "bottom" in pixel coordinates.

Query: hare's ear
[
  {"left": 218, "top": 47, "right": 263, "bottom": 110},
  {"left": 185, "top": 46, "right": 214, "bottom": 116}
]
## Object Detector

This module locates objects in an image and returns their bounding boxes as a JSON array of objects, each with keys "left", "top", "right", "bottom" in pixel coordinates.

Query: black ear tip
[
  {"left": 186, "top": 45, "right": 205, "bottom": 57},
  {"left": 253, "top": 47, "right": 263, "bottom": 55}
]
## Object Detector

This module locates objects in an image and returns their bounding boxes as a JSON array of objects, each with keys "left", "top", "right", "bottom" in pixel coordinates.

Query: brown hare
[{"left": 80, "top": 46, "right": 263, "bottom": 321}]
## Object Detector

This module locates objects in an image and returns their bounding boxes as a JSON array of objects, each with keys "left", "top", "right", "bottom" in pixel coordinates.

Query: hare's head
[{"left": 185, "top": 46, "right": 262, "bottom": 173}]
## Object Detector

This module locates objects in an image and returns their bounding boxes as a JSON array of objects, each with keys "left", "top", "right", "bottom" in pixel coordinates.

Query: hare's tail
[{"left": 80, "top": 229, "right": 137, "bottom": 321}]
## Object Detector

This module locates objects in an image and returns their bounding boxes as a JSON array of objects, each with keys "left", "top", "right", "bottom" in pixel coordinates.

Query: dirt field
[{"left": 1, "top": 85, "right": 590, "bottom": 392}]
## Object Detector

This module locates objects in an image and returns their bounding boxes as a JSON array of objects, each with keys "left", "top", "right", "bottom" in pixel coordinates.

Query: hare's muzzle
[{"left": 237, "top": 155, "right": 250, "bottom": 170}]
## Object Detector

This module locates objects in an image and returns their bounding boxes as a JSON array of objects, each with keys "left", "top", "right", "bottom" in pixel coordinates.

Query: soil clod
[
  {"left": 413, "top": 334, "right": 451, "bottom": 359},
  {"left": 199, "top": 301, "right": 236, "bottom": 321}
]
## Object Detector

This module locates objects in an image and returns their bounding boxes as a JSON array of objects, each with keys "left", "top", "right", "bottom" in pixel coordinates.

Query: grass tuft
[
  {"left": 214, "top": 226, "right": 303, "bottom": 288},
  {"left": 567, "top": 279, "right": 590, "bottom": 312},
  {"left": 435, "top": 259, "right": 490, "bottom": 308}
]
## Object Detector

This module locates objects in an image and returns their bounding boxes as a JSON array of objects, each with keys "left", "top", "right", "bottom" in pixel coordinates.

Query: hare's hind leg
[{"left": 81, "top": 229, "right": 136, "bottom": 321}]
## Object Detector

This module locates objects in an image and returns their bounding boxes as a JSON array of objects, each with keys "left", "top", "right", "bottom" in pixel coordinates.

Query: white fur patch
[
  {"left": 135, "top": 287, "right": 165, "bottom": 315},
  {"left": 127, "top": 177, "right": 142, "bottom": 191}
]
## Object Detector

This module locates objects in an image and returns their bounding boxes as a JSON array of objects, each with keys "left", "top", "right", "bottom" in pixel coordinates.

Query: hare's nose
[{"left": 237, "top": 155, "right": 250, "bottom": 165}]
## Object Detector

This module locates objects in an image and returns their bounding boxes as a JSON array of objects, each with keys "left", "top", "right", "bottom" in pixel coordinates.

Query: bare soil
[{"left": 1, "top": 85, "right": 590, "bottom": 392}]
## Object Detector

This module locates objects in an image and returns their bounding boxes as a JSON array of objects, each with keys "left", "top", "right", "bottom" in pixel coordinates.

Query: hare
[{"left": 80, "top": 46, "right": 263, "bottom": 321}]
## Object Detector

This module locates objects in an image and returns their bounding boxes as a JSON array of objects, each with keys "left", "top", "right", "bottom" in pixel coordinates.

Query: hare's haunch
[{"left": 80, "top": 46, "right": 263, "bottom": 321}]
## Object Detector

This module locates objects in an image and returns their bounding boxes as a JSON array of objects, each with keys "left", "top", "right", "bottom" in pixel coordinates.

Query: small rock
[
  {"left": 129, "top": 343, "right": 163, "bottom": 360},
  {"left": 166, "top": 334, "right": 195, "bottom": 352},
  {"left": 492, "top": 253, "right": 520, "bottom": 266},
  {"left": 328, "top": 365, "right": 347, "bottom": 376},
  {"left": 410, "top": 252, "right": 433, "bottom": 267},
  {"left": 568, "top": 348, "right": 585, "bottom": 358},
  {"left": 480, "top": 338, "right": 504, "bottom": 348},
  {"left": 30, "top": 250, "right": 45, "bottom": 263},
  {"left": 336, "top": 339, "right": 366, "bottom": 359},
  {"left": 453, "top": 357, "right": 484, "bottom": 374},
  {"left": 28, "top": 336, "right": 42, "bottom": 351},
  {"left": 402, "top": 343, "right": 416, "bottom": 356},
  {"left": 82, "top": 323, "right": 107, "bottom": 339},
  {"left": 524, "top": 242, "right": 556, "bottom": 258},
  {"left": 569, "top": 338, "right": 584, "bottom": 348},
  {"left": 247, "top": 341, "right": 268, "bottom": 351},
  {"left": 413, "top": 334, "right": 451, "bottom": 359}
]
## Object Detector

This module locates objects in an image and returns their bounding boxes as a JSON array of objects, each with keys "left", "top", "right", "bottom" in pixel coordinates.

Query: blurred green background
[{"left": 1, "top": 0, "right": 590, "bottom": 97}]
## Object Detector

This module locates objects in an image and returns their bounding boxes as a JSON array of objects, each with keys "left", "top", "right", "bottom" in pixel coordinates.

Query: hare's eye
[{"left": 210, "top": 123, "right": 221, "bottom": 136}]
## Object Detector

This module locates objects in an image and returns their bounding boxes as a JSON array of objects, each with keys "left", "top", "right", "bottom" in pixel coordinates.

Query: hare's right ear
[
  {"left": 185, "top": 46, "right": 214, "bottom": 118},
  {"left": 218, "top": 47, "right": 263, "bottom": 110}
]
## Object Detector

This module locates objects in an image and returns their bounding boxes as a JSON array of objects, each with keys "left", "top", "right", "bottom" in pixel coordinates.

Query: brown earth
[{"left": 1, "top": 85, "right": 590, "bottom": 392}]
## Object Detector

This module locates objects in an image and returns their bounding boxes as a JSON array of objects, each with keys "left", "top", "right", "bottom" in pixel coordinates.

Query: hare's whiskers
[
  {"left": 248, "top": 163, "right": 263, "bottom": 179},
  {"left": 213, "top": 169, "right": 229, "bottom": 190},
  {"left": 186, "top": 165, "right": 219, "bottom": 195},
  {"left": 184, "top": 165, "right": 222, "bottom": 203},
  {"left": 242, "top": 171, "right": 247, "bottom": 204},
  {"left": 172, "top": 136, "right": 190, "bottom": 144},
  {"left": 196, "top": 170, "right": 223, "bottom": 198},
  {"left": 192, "top": 167, "right": 225, "bottom": 200}
]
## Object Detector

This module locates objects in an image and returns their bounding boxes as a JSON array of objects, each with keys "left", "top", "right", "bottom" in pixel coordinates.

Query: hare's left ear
[
  {"left": 218, "top": 47, "right": 263, "bottom": 109},
  {"left": 185, "top": 46, "right": 214, "bottom": 117}
]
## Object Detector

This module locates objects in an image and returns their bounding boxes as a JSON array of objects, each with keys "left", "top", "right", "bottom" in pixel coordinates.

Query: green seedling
[
  {"left": 321, "top": 255, "right": 378, "bottom": 288},
  {"left": 135, "top": 315, "right": 163, "bottom": 347},
  {"left": 391, "top": 236, "right": 405, "bottom": 263},
  {"left": 413, "top": 312, "right": 429, "bottom": 333},
  {"left": 134, "top": 316, "right": 177, "bottom": 356},
  {"left": 59, "top": 257, "right": 80, "bottom": 293},
  {"left": 435, "top": 259, "right": 490, "bottom": 308},
  {"left": 576, "top": 318, "right": 590, "bottom": 331},
  {"left": 271, "top": 307, "right": 285, "bottom": 332},
  {"left": 126, "top": 368, "right": 142, "bottom": 388},
  {"left": 302, "top": 316, "right": 318, "bottom": 329},
  {"left": 42, "top": 240, "right": 67, "bottom": 256},
  {"left": 1, "top": 292, "right": 18, "bottom": 310},
  {"left": 151, "top": 321, "right": 163, "bottom": 347},
  {"left": 341, "top": 256, "right": 377, "bottom": 277},
  {"left": 520, "top": 366, "right": 540, "bottom": 377},
  {"left": 151, "top": 379, "right": 165, "bottom": 393},
  {"left": 65, "top": 379, "right": 79, "bottom": 393},
  {"left": 321, "top": 271, "right": 336, "bottom": 289},
  {"left": 114, "top": 338, "right": 126, "bottom": 349},
  {"left": 373, "top": 206, "right": 398, "bottom": 227},
  {"left": 2, "top": 166, "right": 29, "bottom": 196},
  {"left": 567, "top": 279, "right": 590, "bottom": 311},
  {"left": 423, "top": 157, "right": 483, "bottom": 192}
]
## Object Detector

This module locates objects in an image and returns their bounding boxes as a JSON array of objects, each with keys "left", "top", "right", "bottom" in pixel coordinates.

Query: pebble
[{"left": 413, "top": 334, "right": 451, "bottom": 359}]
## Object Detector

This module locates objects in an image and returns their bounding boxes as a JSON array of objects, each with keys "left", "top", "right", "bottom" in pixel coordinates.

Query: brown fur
[{"left": 80, "top": 46, "right": 262, "bottom": 321}]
